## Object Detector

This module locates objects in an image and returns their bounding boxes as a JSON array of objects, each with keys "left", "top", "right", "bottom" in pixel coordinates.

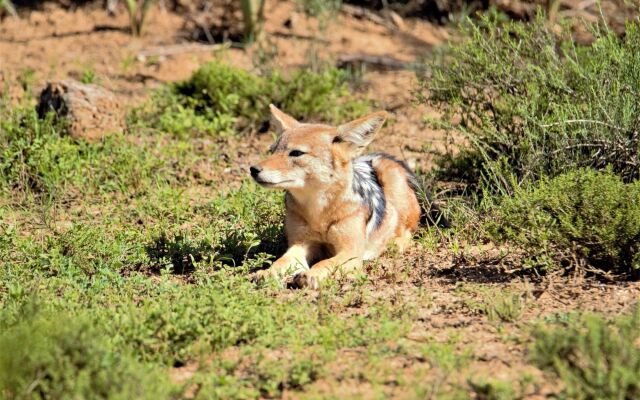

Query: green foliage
[
  {"left": 482, "top": 292, "right": 526, "bottom": 323},
  {"left": 488, "top": 169, "right": 640, "bottom": 277},
  {"left": 133, "top": 61, "right": 368, "bottom": 137},
  {"left": 125, "top": 0, "right": 155, "bottom": 36},
  {"left": 458, "top": 284, "right": 527, "bottom": 323},
  {"left": 297, "top": 0, "right": 341, "bottom": 18},
  {"left": 279, "top": 67, "right": 367, "bottom": 123},
  {"left": 17, "top": 68, "right": 36, "bottom": 94},
  {"left": 0, "top": 106, "right": 165, "bottom": 199},
  {"left": 193, "top": 346, "right": 328, "bottom": 398},
  {"left": 240, "top": 0, "right": 266, "bottom": 42},
  {"left": 419, "top": 14, "right": 640, "bottom": 192},
  {"left": 80, "top": 67, "right": 99, "bottom": 84},
  {"left": 0, "top": 310, "right": 175, "bottom": 399},
  {"left": 168, "top": 61, "right": 269, "bottom": 136},
  {"left": 468, "top": 378, "right": 515, "bottom": 400},
  {"left": 0, "top": 0, "right": 17, "bottom": 18},
  {"left": 297, "top": 0, "right": 342, "bottom": 32},
  {"left": 530, "top": 306, "right": 640, "bottom": 399}
]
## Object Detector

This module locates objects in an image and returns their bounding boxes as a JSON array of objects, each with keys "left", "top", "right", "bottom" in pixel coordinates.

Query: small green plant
[
  {"left": 80, "top": 67, "right": 99, "bottom": 84},
  {"left": 413, "top": 341, "right": 473, "bottom": 398},
  {"left": 484, "top": 292, "right": 526, "bottom": 323},
  {"left": 468, "top": 378, "right": 515, "bottom": 400},
  {"left": 487, "top": 169, "right": 640, "bottom": 277},
  {"left": 120, "top": 55, "right": 136, "bottom": 72},
  {"left": 240, "top": 0, "right": 266, "bottom": 42},
  {"left": 297, "top": 0, "right": 341, "bottom": 19},
  {"left": 0, "top": 0, "right": 17, "bottom": 18},
  {"left": 17, "top": 68, "right": 36, "bottom": 93},
  {"left": 530, "top": 305, "right": 640, "bottom": 399},
  {"left": 296, "top": 0, "right": 342, "bottom": 70},
  {"left": 133, "top": 61, "right": 368, "bottom": 137},
  {"left": 419, "top": 13, "right": 640, "bottom": 193},
  {"left": 459, "top": 285, "right": 527, "bottom": 323},
  {"left": 124, "top": 0, "right": 155, "bottom": 36}
]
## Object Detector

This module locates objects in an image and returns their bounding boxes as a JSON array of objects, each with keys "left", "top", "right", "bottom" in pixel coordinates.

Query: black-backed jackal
[{"left": 250, "top": 105, "right": 421, "bottom": 288}]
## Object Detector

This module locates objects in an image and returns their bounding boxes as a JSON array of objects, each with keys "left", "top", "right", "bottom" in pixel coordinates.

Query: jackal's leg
[
  {"left": 393, "top": 229, "right": 414, "bottom": 253},
  {"left": 271, "top": 244, "right": 312, "bottom": 274},
  {"left": 293, "top": 214, "right": 367, "bottom": 289},
  {"left": 293, "top": 252, "right": 363, "bottom": 289},
  {"left": 253, "top": 243, "right": 319, "bottom": 281}
]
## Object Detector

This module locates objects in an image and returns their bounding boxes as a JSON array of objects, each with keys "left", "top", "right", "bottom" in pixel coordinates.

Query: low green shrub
[
  {"left": 419, "top": 13, "right": 640, "bottom": 192},
  {"left": 170, "top": 61, "right": 267, "bottom": 135},
  {"left": 487, "top": 169, "right": 640, "bottom": 277},
  {"left": 468, "top": 378, "right": 516, "bottom": 400},
  {"left": 279, "top": 67, "right": 367, "bottom": 123},
  {"left": 0, "top": 311, "right": 175, "bottom": 399},
  {"left": 530, "top": 306, "right": 640, "bottom": 399},
  {"left": 0, "top": 106, "right": 165, "bottom": 199},
  {"left": 134, "top": 61, "right": 368, "bottom": 137}
]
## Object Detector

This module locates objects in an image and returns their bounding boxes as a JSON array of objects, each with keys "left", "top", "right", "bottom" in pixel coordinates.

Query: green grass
[
  {"left": 0, "top": 107, "right": 166, "bottom": 201},
  {"left": 457, "top": 284, "right": 528, "bottom": 323},
  {"left": 531, "top": 306, "right": 640, "bottom": 399},
  {"left": 0, "top": 311, "right": 176, "bottom": 399}
]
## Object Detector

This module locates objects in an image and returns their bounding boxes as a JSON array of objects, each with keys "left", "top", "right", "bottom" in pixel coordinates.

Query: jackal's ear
[
  {"left": 335, "top": 111, "right": 388, "bottom": 150},
  {"left": 269, "top": 104, "right": 299, "bottom": 134}
]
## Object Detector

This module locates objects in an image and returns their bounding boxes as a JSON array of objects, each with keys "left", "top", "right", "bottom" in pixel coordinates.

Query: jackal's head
[{"left": 250, "top": 104, "right": 387, "bottom": 190}]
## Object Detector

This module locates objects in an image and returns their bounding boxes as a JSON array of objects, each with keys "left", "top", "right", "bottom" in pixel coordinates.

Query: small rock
[{"left": 37, "top": 80, "right": 123, "bottom": 141}]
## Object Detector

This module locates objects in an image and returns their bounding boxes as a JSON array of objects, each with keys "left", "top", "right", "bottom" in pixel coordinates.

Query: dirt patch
[{"left": 1, "top": 0, "right": 451, "bottom": 169}]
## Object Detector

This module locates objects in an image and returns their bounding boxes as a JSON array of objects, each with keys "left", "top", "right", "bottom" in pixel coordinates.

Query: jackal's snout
[{"left": 249, "top": 165, "right": 262, "bottom": 180}]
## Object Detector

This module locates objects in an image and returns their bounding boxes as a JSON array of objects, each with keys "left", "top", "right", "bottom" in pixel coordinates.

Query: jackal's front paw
[
  {"left": 293, "top": 267, "right": 330, "bottom": 290},
  {"left": 250, "top": 268, "right": 279, "bottom": 284}
]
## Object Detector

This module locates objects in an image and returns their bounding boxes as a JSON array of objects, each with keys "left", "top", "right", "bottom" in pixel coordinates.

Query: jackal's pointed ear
[
  {"left": 269, "top": 104, "right": 299, "bottom": 134},
  {"left": 335, "top": 111, "right": 388, "bottom": 151}
]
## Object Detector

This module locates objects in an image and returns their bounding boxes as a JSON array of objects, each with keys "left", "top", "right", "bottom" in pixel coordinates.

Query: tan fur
[{"left": 250, "top": 105, "right": 420, "bottom": 289}]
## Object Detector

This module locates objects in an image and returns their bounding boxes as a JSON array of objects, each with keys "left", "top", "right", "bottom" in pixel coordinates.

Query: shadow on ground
[{"left": 144, "top": 230, "right": 287, "bottom": 275}]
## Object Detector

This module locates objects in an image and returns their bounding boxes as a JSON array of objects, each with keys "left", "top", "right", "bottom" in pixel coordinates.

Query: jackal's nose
[{"left": 249, "top": 166, "right": 262, "bottom": 178}]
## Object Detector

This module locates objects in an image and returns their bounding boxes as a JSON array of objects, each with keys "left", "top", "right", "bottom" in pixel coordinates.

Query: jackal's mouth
[{"left": 253, "top": 178, "right": 293, "bottom": 187}]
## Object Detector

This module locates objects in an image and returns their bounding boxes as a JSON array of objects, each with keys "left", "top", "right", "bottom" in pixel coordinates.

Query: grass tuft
[{"left": 531, "top": 305, "right": 640, "bottom": 399}]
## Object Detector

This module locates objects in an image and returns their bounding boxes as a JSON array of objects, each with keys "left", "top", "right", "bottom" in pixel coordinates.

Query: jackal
[{"left": 250, "top": 105, "right": 422, "bottom": 288}]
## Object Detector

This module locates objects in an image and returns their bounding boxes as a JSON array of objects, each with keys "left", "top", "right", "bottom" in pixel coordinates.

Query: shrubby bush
[
  {"left": 487, "top": 169, "right": 640, "bottom": 277},
  {"left": 419, "top": 14, "right": 640, "bottom": 193},
  {"left": 0, "top": 311, "right": 175, "bottom": 399},
  {"left": 135, "top": 61, "right": 368, "bottom": 137},
  {"left": 531, "top": 306, "right": 640, "bottom": 399}
]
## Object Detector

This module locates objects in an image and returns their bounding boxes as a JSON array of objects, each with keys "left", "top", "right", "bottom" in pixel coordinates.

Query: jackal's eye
[{"left": 289, "top": 150, "right": 306, "bottom": 157}]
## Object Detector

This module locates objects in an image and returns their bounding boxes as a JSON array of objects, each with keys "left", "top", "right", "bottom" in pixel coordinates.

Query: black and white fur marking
[
  {"left": 353, "top": 154, "right": 386, "bottom": 235},
  {"left": 352, "top": 153, "right": 420, "bottom": 235}
]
